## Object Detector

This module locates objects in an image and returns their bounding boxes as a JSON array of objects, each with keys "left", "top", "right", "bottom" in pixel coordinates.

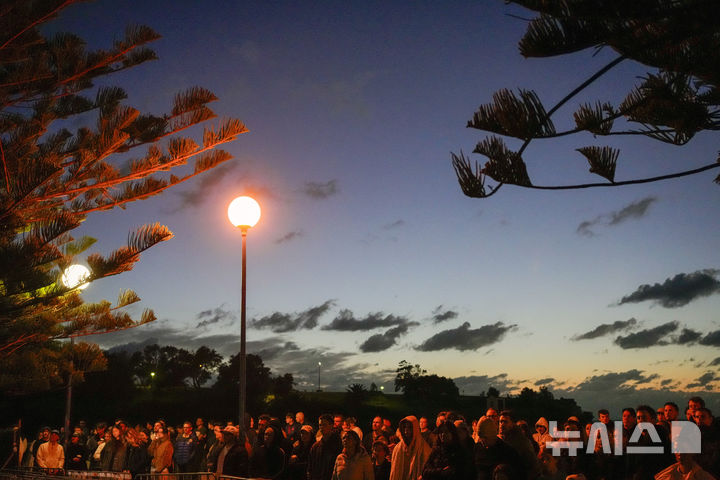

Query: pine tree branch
[{"left": 0, "top": 0, "right": 76, "bottom": 51}]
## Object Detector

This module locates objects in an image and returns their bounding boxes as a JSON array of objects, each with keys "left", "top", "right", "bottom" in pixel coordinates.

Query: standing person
[
  {"left": 249, "top": 423, "right": 286, "bottom": 479},
  {"left": 308, "top": 414, "right": 343, "bottom": 480},
  {"left": 371, "top": 441, "right": 390, "bottom": 480},
  {"left": 174, "top": 421, "right": 199, "bottom": 473},
  {"left": 65, "top": 432, "right": 87, "bottom": 471},
  {"left": 363, "top": 417, "right": 385, "bottom": 453},
  {"left": 422, "top": 420, "right": 471, "bottom": 480},
  {"left": 389, "top": 416, "right": 432, "bottom": 480},
  {"left": 150, "top": 426, "right": 173, "bottom": 475},
  {"left": 215, "top": 426, "right": 248, "bottom": 478},
  {"left": 124, "top": 429, "right": 150, "bottom": 479},
  {"left": 36, "top": 429, "right": 65, "bottom": 473},
  {"left": 109, "top": 425, "right": 127, "bottom": 472},
  {"left": 288, "top": 425, "right": 315, "bottom": 480},
  {"left": 205, "top": 425, "right": 224, "bottom": 473},
  {"left": 331, "top": 430, "right": 373, "bottom": 480},
  {"left": 474, "top": 416, "right": 522, "bottom": 480},
  {"left": 285, "top": 413, "right": 301, "bottom": 444}
]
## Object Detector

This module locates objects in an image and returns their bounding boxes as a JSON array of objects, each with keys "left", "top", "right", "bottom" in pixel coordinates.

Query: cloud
[
  {"left": 686, "top": 371, "right": 720, "bottom": 389},
  {"left": 709, "top": 357, "right": 720, "bottom": 367},
  {"left": 359, "top": 323, "right": 417, "bottom": 353},
  {"left": 431, "top": 306, "right": 459, "bottom": 324},
  {"left": 676, "top": 328, "right": 703, "bottom": 345},
  {"left": 302, "top": 180, "right": 339, "bottom": 199},
  {"left": 618, "top": 269, "right": 720, "bottom": 308},
  {"left": 577, "top": 196, "right": 657, "bottom": 236},
  {"left": 275, "top": 231, "right": 303, "bottom": 244},
  {"left": 699, "top": 330, "right": 720, "bottom": 346},
  {"left": 569, "top": 369, "right": 659, "bottom": 393},
  {"left": 535, "top": 378, "right": 555, "bottom": 386},
  {"left": 614, "top": 321, "right": 678, "bottom": 349},
  {"left": 251, "top": 300, "right": 335, "bottom": 333},
  {"left": 416, "top": 322, "right": 517, "bottom": 352},
  {"left": 196, "top": 306, "right": 236, "bottom": 328},
  {"left": 322, "top": 309, "right": 411, "bottom": 331},
  {"left": 453, "top": 373, "right": 517, "bottom": 395},
  {"left": 382, "top": 220, "right": 405, "bottom": 230},
  {"left": 572, "top": 318, "right": 637, "bottom": 340}
]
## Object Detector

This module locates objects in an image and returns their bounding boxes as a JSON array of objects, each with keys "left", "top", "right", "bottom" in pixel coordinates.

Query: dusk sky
[{"left": 51, "top": 1, "right": 720, "bottom": 416}]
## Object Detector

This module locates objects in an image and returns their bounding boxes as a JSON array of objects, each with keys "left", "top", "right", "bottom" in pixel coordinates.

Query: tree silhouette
[
  {"left": 0, "top": 0, "right": 247, "bottom": 395},
  {"left": 453, "top": 1, "right": 720, "bottom": 198}
]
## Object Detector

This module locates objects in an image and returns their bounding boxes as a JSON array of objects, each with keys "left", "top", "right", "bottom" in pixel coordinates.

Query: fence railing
[{"left": 0, "top": 471, "right": 253, "bottom": 480}]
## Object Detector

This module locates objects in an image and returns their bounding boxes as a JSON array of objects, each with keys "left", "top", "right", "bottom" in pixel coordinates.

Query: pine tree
[
  {"left": 0, "top": 0, "right": 248, "bottom": 394},
  {"left": 452, "top": 0, "right": 720, "bottom": 198}
]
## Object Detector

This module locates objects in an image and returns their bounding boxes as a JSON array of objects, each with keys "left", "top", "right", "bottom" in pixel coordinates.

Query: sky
[{"left": 47, "top": 0, "right": 720, "bottom": 417}]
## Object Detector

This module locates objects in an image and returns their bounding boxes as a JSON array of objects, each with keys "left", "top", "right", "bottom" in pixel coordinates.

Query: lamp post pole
[
  {"left": 317, "top": 362, "right": 321, "bottom": 392},
  {"left": 227, "top": 195, "right": 260, "bottom": 430},
  {"left": 239, "top": 226, "right": 248, "bottom": 428}
]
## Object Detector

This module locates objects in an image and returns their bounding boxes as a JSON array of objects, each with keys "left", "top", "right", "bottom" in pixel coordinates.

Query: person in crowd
[
  {"left": 308, "top": 413, "right": 342, "bottom": 480},
  {"left": 36, "top": 429, "right": 64, "bottom": 473},
  {"left": 150, "top": 425, "right": 173, "bottom": 474},
  {"left": 655, "top": 453, "right": 717, "bottom": 480},
  {"left": 695, "top": 407, "right": 720, "bottom": 478},
  {"left": 499, "top": 410, "right": 539, "bottom": 479},
  {"left": 689, "top": 397, "right": 706, "bottom": 419},
  {"left": 554, "top": 420, "right": 588, "bottom": 480},
  {"left": 474, "top": 416, "right": 522, "bottom": 480},
  {"left": 665, "top": 402, "right": 680, "bottom": 423},
  {"left": 363, "top": 416, "right": 385, "bottom": 452},
  {"left": 65, "top": 432, "right": 87, "bottom": 471},
  {"left": 195, "top": 418, "right": 207, "bottom": 437},
  {"left": 331, "top": 429, "right": 372, "bottom": 480},
  {"left": 371, "top": 441, "right": 390, "bottom": 480},
  {"left": 288, "top": 425, "right": 315, "bottom": 480},
  {"left": 124, "top": 428, "right": 150, "bottom": 478},
  {"left": 173, "top": 420, "right": 199, "bottom": 472},
  {"left": 205, "top": 424, "right": 224, "bottom": 473},
  {"left": 344, "top": 417, "right": 364, "bottom": 442},
  {"left": 250, "top": 423, "right": 286, "bottom": 479},
  {"left": 285, "top": 412, "right": 301, "bottom": 444},
  {"left": 389, "top": 415, "right": 432, "bottom": 480},
  {"left": 419, "top": 417, "right": 432, "bottom": 446},
  {"left": 215, "top": 425, "right": 248, "bottom": 477},
  {"left": 485, "top": 408, "right": 499, "bottom": 426},
  {"left": 31, "top": 427, "right": 51, "bottom": 467},
  {"left": 109, "top": 425, "right": 127, "bottom": 472},
  {"left": 516, "top": 420, "right": 538, "bottom": 455},
  {"left": 296, "top": 412, "right": 306, "bottom": 428},
  {"left": 533, "top": 417, "right": 552, "bottom": 456},
  {"left": 333, "top": 414, "right": 345, "bottom": 431},
  {"left": 422, "top": 420, "right": 471, "bottom": 480}
]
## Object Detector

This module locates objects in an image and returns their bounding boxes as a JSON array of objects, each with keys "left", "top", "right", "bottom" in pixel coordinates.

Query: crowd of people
[{"left": 9, "top": 395, "right": 720, "bottom": 480}]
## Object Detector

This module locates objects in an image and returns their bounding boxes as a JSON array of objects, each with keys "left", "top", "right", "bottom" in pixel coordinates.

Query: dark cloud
[
  {"left": 322, "top": 309, "right": 411, "bottom": 331},
  {"left": 453, "top": 373, "right": 517, "bottom": 395},
  {"left": 382, "top": 220, "right": 405, "bottom": 230},
  {"left": 660, "top": 379, "right": 675, "bottom": 386},
  {"left": 196, "top": 306, "right": 236, "bottom": 328},
  {"left": 251, "top": 300, "right": 334, "bottom": 333},
  {"left": 416, "top": 322, "right": 517, "bottom": 352},
  {"left": 608, "top": 197, "right": 658, "bottom": 225},
  {"left": 686, "top": 371, "right": 720, "bottom": 389},
  {"left": 676, "top": 328, "right": 703, "bottom": 345},
  {"left": 577, "top": 196, "right": 657, "bottom": 236},
  {"left": 568, "top": 369, "right": 660, "bottom": 393},
  {"left": 302, "top": 180, "right": 339, "bottom": 199},
  {"left": 699, "top": 330, "right": 720, "bottom": 347},
  {"left": 359, "top": 323, "right": 417, "bottom": 353},
  {"left": 432, "top": 306, "right": 459, "bottom": 324},
  {"left": 614, "top": 321, "right": 678, "bottom": 349},
  {"left": 174, "top": 163, "right": 239, "bottom": 211},
  {"left": 535, "top": 378, "right": 555, "bottom": 386},
  {"left": 572, "top": 318, "right": 637, "bottom": 340},
  {"left": 618, "top": 269, "right": 720, "bottom": 308},
  {"left": 275, "top": 231, "right": 303, "bottom": 244},
  {"left": 709, "top": 357, "right": 720, "bottom": 367}
]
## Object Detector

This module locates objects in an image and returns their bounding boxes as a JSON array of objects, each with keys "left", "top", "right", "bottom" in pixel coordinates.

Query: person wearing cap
[
  {"left": 216, "top": 425, "right": 248, "bottom": 477},
  {"left": 36, "top": 429, "right": 65, "bottom": 473},
  {"left": 65, "top": 432, "right": 87, "bottom": 471},
  {"left": 288, "top": 425, "right": 314, "bottom": 480}
]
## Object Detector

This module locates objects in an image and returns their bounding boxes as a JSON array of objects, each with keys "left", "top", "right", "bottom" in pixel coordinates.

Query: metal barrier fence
[{"left": 0, "top": 472, "right": 252, "bottom": 480}]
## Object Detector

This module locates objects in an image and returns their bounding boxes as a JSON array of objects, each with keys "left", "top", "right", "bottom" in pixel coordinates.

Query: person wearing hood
[
  {"left": 389, "top": 416, "right": 432, "bottom": 480},
  {"left": 533, "top": 417, "right": 553, "bottom": 456}
]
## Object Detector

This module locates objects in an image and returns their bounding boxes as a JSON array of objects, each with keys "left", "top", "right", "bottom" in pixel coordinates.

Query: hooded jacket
[{"left": 389, "top": 416, "right": 432, "bottom": 480}]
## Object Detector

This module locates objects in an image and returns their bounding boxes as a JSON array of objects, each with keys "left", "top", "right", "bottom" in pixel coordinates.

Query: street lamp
[
  {"left": 61, "top": 264, "right": 91, "bottom": 447},
  {"left": 317, "top": 362, "right": 322, "bottom": 392},
  {"left": 227, "top": 195, "right": 261, "bottom": 428}
]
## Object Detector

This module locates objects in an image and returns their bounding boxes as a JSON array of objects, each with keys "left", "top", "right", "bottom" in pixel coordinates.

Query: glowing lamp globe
[
  {"left": 228, "top": 196, "right": 261, "bottom": 228},
  {"left": 62, "top": 264, "right": 91, "bottom": 290}
]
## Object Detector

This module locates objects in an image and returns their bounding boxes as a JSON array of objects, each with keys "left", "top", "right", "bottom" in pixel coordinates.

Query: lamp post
[
  {"left": 228, "top": 196, "right": 261, "bottom": 429},
  {"left": 61, "top": 264, "right": 90, "bottom": 447},
  {"left": 317, "top": 362, "right": 321, "bottom": 392}
]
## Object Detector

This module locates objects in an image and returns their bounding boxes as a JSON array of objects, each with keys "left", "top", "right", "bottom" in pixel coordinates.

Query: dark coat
[{"left": 307, "top": 432, "right": 342, "bottom": 480}]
